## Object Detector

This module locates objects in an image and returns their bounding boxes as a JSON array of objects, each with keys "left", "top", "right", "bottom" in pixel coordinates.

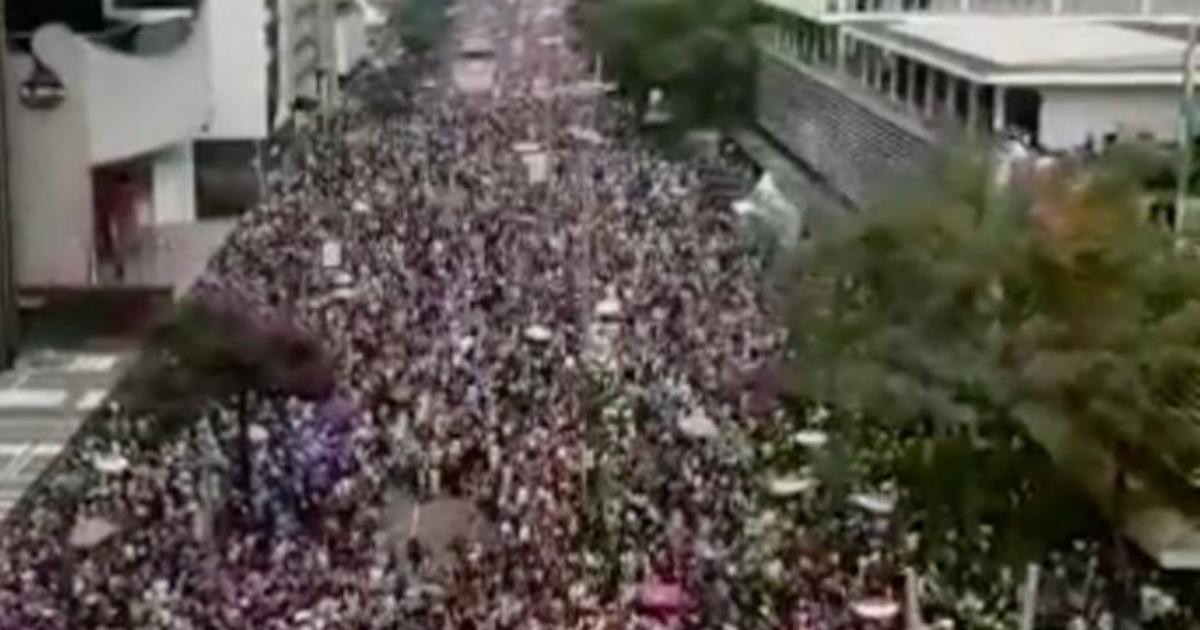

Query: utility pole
[
  {"left": 1177, "top": 18, "right": 1198, "bottom": 234},
  {"left": 0, "top": 0, "right": 21, "bottom": 369}
]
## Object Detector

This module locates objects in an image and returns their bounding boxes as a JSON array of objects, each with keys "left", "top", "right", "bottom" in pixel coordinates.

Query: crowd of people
[{"left": 0, "top": 1, "right": 907, "bottom": 628}]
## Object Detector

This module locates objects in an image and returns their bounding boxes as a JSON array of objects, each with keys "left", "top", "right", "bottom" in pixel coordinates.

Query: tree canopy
[
  {"left": 581, "top": 0, "right": 759, "bottom": 128},
  {"left": 784, "top": 148, "right": 1200, "bottom": 565},
  {"left": 118, "top": 288, "right": 334, "bottom": 445},
  {"left": 395, "top": 0, "right": 449, "bottom": 55}
]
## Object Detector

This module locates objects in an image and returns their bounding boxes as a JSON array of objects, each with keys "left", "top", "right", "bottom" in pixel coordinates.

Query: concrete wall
[
  {"left": 335, "top": 5, "right": 368, "bottom": 77},
  {"left": 7, "top": 9, "right": 210, "bottom": 286},
  {"left": 1061, "top": 0, "right": 1140, "bottom": 13},
  {"left": 1149, "top": 0, "right": 1200, "bottom": 14},
  {"left": 756, "top": 53, "right": 934, "bottom": 208},
  {"left": 203, "top": 0, "right": 271, "bottom": 140},
  {"left": 1038, "top": 86, "right": 1179, "bottom": 151},
  {"left": 4, "top": 54, "right": 94, "bottom": 286},
  {"left": 318, "top": 0, "right": 338, "bottom": 80},
  {"left": 33, "top": 18, "right": 209, "bottom": 165},
  {"left": 152, "top": 143, "right": 197, "bottom": 224},
  {"left": 273, "top": 0, "right": 294, "bottom": 130}
]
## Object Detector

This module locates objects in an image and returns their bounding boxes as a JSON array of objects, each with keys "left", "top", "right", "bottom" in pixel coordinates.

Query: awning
[{"left": 733, "top": 173, "right": 803, "bottom": 250}]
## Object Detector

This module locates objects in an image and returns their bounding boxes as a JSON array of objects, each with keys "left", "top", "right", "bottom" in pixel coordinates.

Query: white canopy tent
[
  {"left": 732, "top": 173, "right": 804, "bottom": 254},
  {"left": 357, "top": 0, "right": 388, "bottom": 27}
]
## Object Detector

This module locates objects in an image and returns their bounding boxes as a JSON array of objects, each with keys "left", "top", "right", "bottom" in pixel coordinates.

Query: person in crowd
[{"left": 0, "top": 6, "right": 895, "bottom": 629}]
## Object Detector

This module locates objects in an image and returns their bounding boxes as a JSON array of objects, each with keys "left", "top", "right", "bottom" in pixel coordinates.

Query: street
[
  {"left": 3, "top": 0, "right": 1199, "bottom": 627},
  {"left": 0, "top": 0, "right": 778, "bottom": 626}
]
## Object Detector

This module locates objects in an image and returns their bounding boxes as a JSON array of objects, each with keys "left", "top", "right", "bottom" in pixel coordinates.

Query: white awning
[{"left": 734, "top": 173, "right": 803, "bottom": 249}]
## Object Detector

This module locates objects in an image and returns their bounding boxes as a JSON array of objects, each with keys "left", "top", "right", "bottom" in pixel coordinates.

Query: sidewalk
[
  {"left": 0, "top": 219, "right": 233, "bottom": 520},
  {"left": 0, "top": 349, "right": 133, "bottom": 519},
  {"left": 729, "top": 126, "right": 854, "bottom": 231}
]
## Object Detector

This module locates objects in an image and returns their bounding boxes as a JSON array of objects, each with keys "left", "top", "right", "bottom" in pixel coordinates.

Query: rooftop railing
[{"left": 806, "top": 0, "right": 1199, "bottom": 18}]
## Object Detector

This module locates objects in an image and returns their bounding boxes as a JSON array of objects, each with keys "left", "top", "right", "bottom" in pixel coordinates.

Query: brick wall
[{"left": 755, "top": 54, "right": 933, "bottom": 208}]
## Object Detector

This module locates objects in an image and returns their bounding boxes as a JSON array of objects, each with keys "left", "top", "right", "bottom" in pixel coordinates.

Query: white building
[
  {"left": 745, "top": 0, "right": 1200, "bottom": 569},
  {"left": 2, "top": 0, "right": 368, "bottom": 290},
  {"left": 751, "top": 0, "right": 1199, "bottom": 208},
  {"left": 200, "top": 0, "right": 369, "bottom": 216},
  {"left": 821, "top": 18, "right": 1185, "bottom": 149}
]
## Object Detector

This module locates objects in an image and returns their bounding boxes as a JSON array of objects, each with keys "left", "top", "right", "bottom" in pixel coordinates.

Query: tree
[
  {"left": 118, "top": 287, "right": 334, "bottom": 503},
  {"left": 395, "top": 0, "right": 448, "bottom": 56},
  {"left": 784, "top": 148, "right": 1200, "bottom": 601},
  {"left": 581, "top": 0, "right": 759, "bottom": 128}
]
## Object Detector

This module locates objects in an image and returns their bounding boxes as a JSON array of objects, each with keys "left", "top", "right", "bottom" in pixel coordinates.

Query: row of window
[{"left": 759, "top": 9, "right": 1044, "bottom": 144}]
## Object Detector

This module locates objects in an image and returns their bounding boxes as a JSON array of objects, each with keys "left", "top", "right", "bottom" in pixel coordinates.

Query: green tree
[
  {"left": 395, "top": 0, "right": 448, "bottom": 55},
  {"left": 581, "top": 0, "right": 759, "bottom": 128},
  {"left": 118, "top": 289, "right": 333, "bottom": 500},
  {"left": 784, "top": 149, "right": 1200, "bottom": 580}
]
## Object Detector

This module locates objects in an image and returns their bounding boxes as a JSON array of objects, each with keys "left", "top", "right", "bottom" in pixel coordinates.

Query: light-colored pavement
[
  {"left": 0, "top": 349, "right": 133, "bottom": 519},
  {"left": 386, "top": 491, "right": 493, "bottom": 570},
  {"left": 0, "top": 220, "right": 228, "bottom": 521}
]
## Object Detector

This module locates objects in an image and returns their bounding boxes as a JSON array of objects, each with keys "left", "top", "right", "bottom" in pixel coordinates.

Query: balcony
[{"left": 16, "top": 9, "right": 209, "bottom": 165}]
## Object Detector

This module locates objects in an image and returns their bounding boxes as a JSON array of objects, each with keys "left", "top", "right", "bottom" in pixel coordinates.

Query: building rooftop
[
  {"left": 891, "top": 18, "right": 1182, "bottom": 67},
  {"left": 849, "top": 18, "right": 1188, "bottom": 86}
]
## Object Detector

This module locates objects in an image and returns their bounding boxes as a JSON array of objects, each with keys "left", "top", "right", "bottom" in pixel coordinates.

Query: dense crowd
[{"left": 0, "top": 1, "right": 907, "bottom": 628}]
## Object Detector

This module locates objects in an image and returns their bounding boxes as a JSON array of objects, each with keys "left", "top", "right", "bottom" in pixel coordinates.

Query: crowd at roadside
[{"left": 0, "top": 1, "right": 917, "bottom": 628}]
